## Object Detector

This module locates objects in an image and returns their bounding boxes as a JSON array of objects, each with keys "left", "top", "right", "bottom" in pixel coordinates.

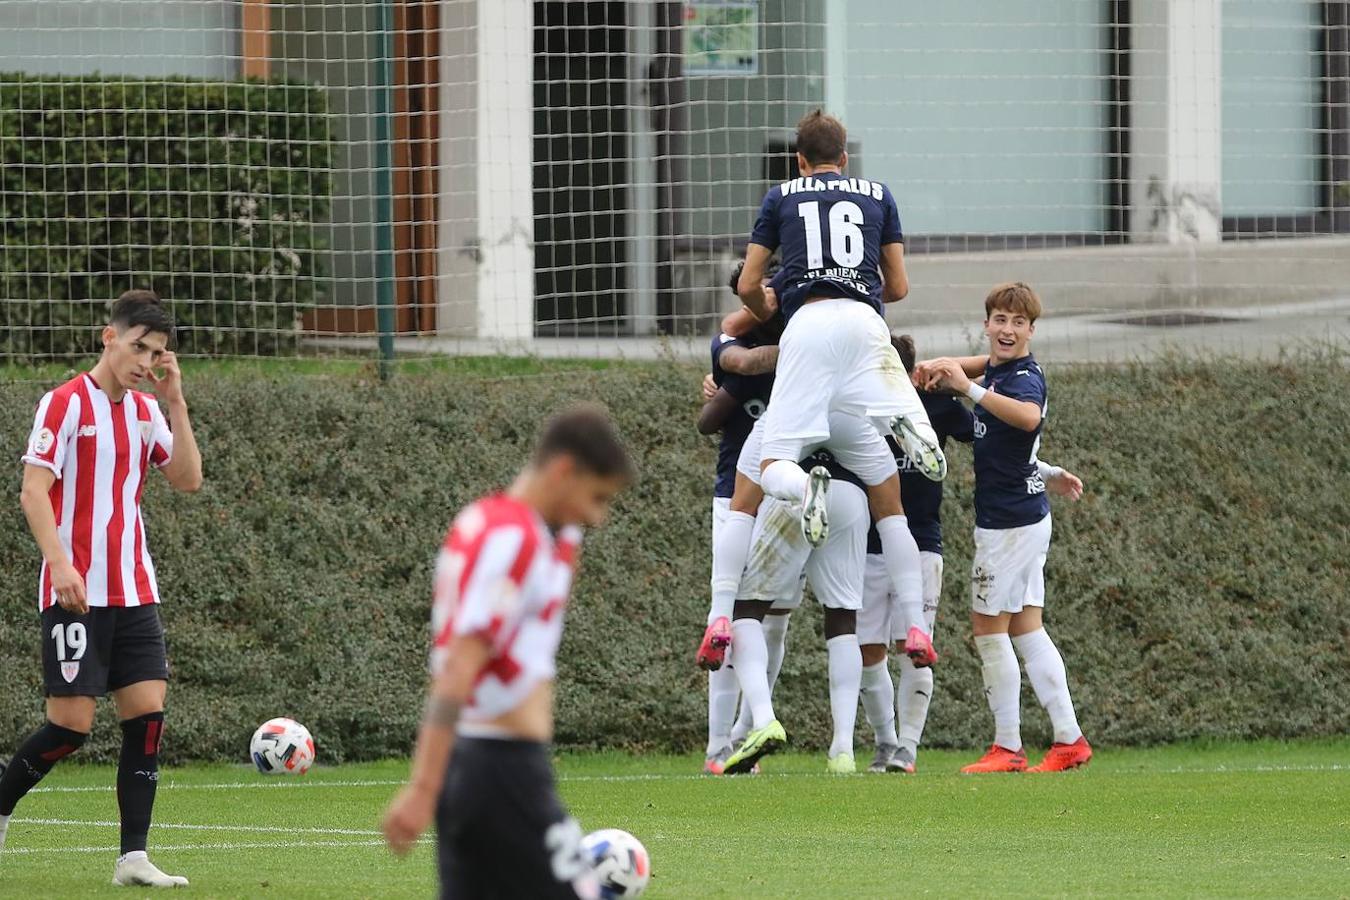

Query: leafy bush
[
  {"left": 0, "top": 74, "right": 333, "bottom": 359},
  {"left": 0, "top": 358, "right": 1346, "bottom": 763}
]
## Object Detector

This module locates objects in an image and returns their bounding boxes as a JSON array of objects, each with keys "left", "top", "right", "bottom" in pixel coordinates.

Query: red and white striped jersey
[
  {"left": 21, "top": 373, "right": 174, "bottom": 611},
  {"left": 430, "top": 493, "right": 583, "bottom": 723}
]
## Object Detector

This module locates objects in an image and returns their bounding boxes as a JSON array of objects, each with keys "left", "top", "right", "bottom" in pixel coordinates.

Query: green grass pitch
[{"left": 3, "top": 739, "right": 1346, "bottom": 897}]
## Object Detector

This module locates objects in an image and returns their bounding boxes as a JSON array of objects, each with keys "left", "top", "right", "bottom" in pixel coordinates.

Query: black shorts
[
  {"left": 436, "top": 737, "right": 594, "bottom": 900},
  {"left": 41, "top": 605, "right": 170, "bottom": 697}
]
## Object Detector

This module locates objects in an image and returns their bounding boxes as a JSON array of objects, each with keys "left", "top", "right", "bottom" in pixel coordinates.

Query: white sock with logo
[
  {"left": 710, "top": 512, "right": 755, "bottom": 622},
  {"left": 1013, "top": 628, "right": 1083, "bottom": 745},
  {"left": 707, "top": 662, "right": 740, "bottom": 756},
  {"left": 874, "top": 516, "right": 925, "bottom": 635},
  {"left": 975, "top": 633, "right": 1022, "bottom": 751},
  {"left": 761, "top": 459, "right": 809, "bottom": 503},
  {"left": 860, "top": 660, "right": 898, "bottom": 746},
  {"left": 895, "top": 654, "right": 935, "bottom": 754},
  {"left": 730, "top": 619, "right": 775, "bottom": 729},
  {"left": 826, "top": 634, "right": 863, "bottom": 758}
]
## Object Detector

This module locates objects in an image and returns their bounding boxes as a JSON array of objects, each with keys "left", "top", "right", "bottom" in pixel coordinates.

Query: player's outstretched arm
[
  {"left": 383, "top": 634, "right": 491, "bottom": 856},
  {"left": 1038, "top": 461, "right": 1084, "bottom": 501},
  {"left": 880, "top": 243, "right": 909, "bottom": 302},
  {"left": 19, "top": 464, "right": 88, "bottom": 613},
  {"left": 150, "top": 351, "right": 203, "bottom": 493},
  {"left": 719, "top": 344, "right": 779, "bottom": 377},
  {"left": 923, "top": 357, "right": 1042, "bottom": 432},
  {"left": 736, "top": 244, "right": 776, "bottom": 322},
  {"left": 697, "top": 387, "right": 741, "bottom": 435}
]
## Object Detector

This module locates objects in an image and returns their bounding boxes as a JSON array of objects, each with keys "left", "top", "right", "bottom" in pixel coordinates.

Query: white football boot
[{"left": 113, "top": 851, "right": 189, "bottom": 887}]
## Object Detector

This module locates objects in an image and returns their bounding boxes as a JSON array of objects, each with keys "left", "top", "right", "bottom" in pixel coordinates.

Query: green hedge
[
  {"left": 1, "top": 358, "right": 1348, "bottom": 764},
  {"left": 0, "top": 74, "right": 333, "bottom": 359}
]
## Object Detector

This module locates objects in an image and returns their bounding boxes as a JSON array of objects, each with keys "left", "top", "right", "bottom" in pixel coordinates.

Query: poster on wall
[{"left": 685, "top": 2, "right": 759, "bottom": 76}]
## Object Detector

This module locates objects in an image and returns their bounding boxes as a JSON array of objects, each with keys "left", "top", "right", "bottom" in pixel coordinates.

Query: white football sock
[
  {"left": 860, "top": 660, "right": 898, "bottom": 746},
  {"left": 895, "top": 654, "right": 934, "bottom": 754},
  {"left": 730, "top": 619, "right": 775, "bottom": 729},
  {"left": 826, "top": 634, "right": 862, "bottom": 758},
  {"left": 1013, "top": 628, "right": 1083, "bottom": 745},
  {"left": 761, "top": 459, "right": 808, "bottom": 503},
  {"left": 875, "top": 516, "right": 925, "bottom": 635},
  {"left": 710, "top": 512, "right": 755, "bottom": 622},
  {"left": 974, "top": 633, "right": 1022, "bottom": 751},
  {"left": 0, "top": 812, "right": 10, "bottom": 853},
  {"left": 707, "top": 662, "right": 740, "bottom": 756},
  {"left": 763, "top": 613, "right": 790, "bottom": 690}
]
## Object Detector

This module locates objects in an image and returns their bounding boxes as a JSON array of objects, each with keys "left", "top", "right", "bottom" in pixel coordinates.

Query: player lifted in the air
[
  {"left": 722, "top": 112, "right": 943, "bottom": 757},
  {"left": 1, "top": 290, "right": 203, "bottom": 887},
  {"left": 915, "top": 283, "right": 1092, "bottom": 773},
  {"left": 383, "top": 405, "right": 634, "bottom": 898}
]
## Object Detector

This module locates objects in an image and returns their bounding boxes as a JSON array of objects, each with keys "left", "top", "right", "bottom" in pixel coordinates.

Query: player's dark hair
[
  {"left": 109, "top": 289, "right": 176, "bottom": 341},
  {"left": 727, "top": 258, "right": 781, "bottom": 296},
  {"left": 891, "top": 332, "right": 916, "bottom": 374},
  {"left": 795, "top": 109, "right": 847, "bottom": 167},
  {"left": 533, "top": 404, "right": 637, "bottom": 483},
  {"left": 984, "top": 282, "right": 1043, "bottom": 323}
]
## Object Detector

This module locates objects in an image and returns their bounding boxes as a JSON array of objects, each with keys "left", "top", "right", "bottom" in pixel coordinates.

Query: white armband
[
  {"left": 965, "top": 383, "right": 987, "bottom": 404},
  {"left": 1036, "top": 461, "right": 1063, "bottom": 481}
]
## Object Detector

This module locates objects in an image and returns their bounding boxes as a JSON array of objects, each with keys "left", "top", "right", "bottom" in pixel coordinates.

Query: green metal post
[{"left": 373, "top": 0, "right": 396, "bottom": 380}]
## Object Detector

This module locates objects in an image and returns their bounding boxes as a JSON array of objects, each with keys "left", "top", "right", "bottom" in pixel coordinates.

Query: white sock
[
  {"left": 118, "top": 850, "right": 148, "bottom": 864},
  {"left": 875, "top": 516, "right": 925, "bottom": 635},
  {"left": 0, "top": 813, "right": 10, "bottom": 853},
  {"left": 761, "top": 459, "right": 808, "bottom": 503},
  {"left": 730, "top": 619, "right": 775, "bottom": 729},
  {"left": 1013, "top": 628, "right": 1083, "bottom": 745},
  {"left": 826, "top": 634, "right": 862, "bottom": 758},
  {"left": 860, "top": 660, "right": 898, "bottom": 746},
  {"left": 895, "top": 654, "right": 934, "bottom": 754},
  {"left": 707, "top": 663, "right": 740, "bottom": 756},
  {"left": 710, "top": 512, "right": 755, "bottom": 622},
  {"left": 974, "top": 633, "right": 1022, "bottom": 751},
  {"left": 763, "top": 613, "right": 790, "bottom": 689}
]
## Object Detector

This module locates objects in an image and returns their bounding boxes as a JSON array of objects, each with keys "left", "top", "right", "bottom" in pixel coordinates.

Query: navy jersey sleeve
[
  {"left": 880, "top": 186, "right": 903, "bottom": 245},
  {"left": 997, "top": 365, "right": 1047, "bottom": 410},
  {"left": 944, "top": 400, "right": 977, "bottom": 444},
  {"left": 749, "top": 186, "right": 782, "bottom": 251}
]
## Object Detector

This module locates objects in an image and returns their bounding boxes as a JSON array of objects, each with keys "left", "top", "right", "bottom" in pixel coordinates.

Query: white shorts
[
  {"left": 737, "top": 411, "right": 900, "bottom": 488},
  {"left": 759, "top": 298, "right": 933, "bottom": 463},
  {"left": 971, "top": 514, "right": 1052, "bottom": 615},
  {"left": 737, "top": 484, "right": 868, "bottom": 611},
  {"left": 857, "top": 551, "right": 944, "bottom": 646},
  {"left": 711, "top": 496, "right": 732, "bottom": 543}
]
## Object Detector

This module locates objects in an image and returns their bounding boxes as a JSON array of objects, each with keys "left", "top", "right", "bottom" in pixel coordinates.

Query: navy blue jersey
[
  {"left": 973, "top": 354, "right": 1050, "bottom": 529},
  {"left": 866, "top": 393, "right": 977, "bottom": 556},
  {"left": 749, "top": 172, "right": 903, "bottom": 321},
  {"left": 711, "top": 332, "right": 775, "bottom": 498}
]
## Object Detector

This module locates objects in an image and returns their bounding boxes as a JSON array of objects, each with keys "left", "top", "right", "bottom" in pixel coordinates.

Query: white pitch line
[
  {"left": 14, "top": 818, "right": 384, "bottom": 836},
  {"left": 3, "top": 838, "right": 432, "bottom": 856},
  {"left": 27, "top": 762, "right": 1349, "bottom": 795}
]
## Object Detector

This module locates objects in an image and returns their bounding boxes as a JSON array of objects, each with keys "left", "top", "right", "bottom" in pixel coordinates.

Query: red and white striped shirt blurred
[
  {"left": 21, "top": 373, "right": 174, "bottom": 611},
  {"left": 430, "top": 493, "right": 583, "bottom": 724}
]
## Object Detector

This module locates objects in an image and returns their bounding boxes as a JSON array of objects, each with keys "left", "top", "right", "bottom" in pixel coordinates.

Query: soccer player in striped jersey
[
  {"left": 383, "top": 406, "right": 634, "bottom": 899},
  {"left": 916, "top": 283, "right": 1092, "bottom": 773},
  {"left": 1, "top": 290, "right": 202, "bottom": 886}
]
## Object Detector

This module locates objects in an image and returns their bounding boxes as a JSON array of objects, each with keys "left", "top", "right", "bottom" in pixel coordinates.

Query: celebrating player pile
[{"left": 1, "top": 291, "right": 202, "bottom": 887}]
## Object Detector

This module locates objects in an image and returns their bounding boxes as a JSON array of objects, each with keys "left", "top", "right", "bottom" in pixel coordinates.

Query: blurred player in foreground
[{"left": 383, "top": 405, "right": 635, "bottom": 898}]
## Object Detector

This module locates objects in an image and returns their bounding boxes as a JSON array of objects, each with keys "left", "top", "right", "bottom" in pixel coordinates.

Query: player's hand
[
  {"left": 762, "top": 284, "right": 778, "bottom": 314},
  {"left": 920, "top": 357, "right": 972, "bottom": 393},
  {"left": 148, "top": 351, "right": 185, "bottom": 405},
  {"left": 1046, "top": 469, "right": 1084, "bottom": 501},
  {"left": 51, "top": 561, "right": 88, "bottom": 614},
  {"left": 383, "top": 785, "right": 435, "bottom": 857},
  {"left": 701, "top": 372, "right": 717, "bottom": 402}
]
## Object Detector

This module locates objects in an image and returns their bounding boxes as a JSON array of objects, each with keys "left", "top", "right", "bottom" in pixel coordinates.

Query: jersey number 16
[{"left": 797, "top": 200, "right": 865, "bottom": 269}]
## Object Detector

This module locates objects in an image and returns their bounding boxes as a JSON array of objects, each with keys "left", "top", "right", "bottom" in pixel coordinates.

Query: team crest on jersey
[
  {"left": 30, "top": 427, "right": 55, "bottom": 455},
  {"left": 60, "top": 661, "right": 80, "bottom": 683}
]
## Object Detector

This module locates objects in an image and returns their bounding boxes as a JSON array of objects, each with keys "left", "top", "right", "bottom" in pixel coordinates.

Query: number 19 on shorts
[{"left": 51, "top": 621, "right": 87, "bottom": 661}]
